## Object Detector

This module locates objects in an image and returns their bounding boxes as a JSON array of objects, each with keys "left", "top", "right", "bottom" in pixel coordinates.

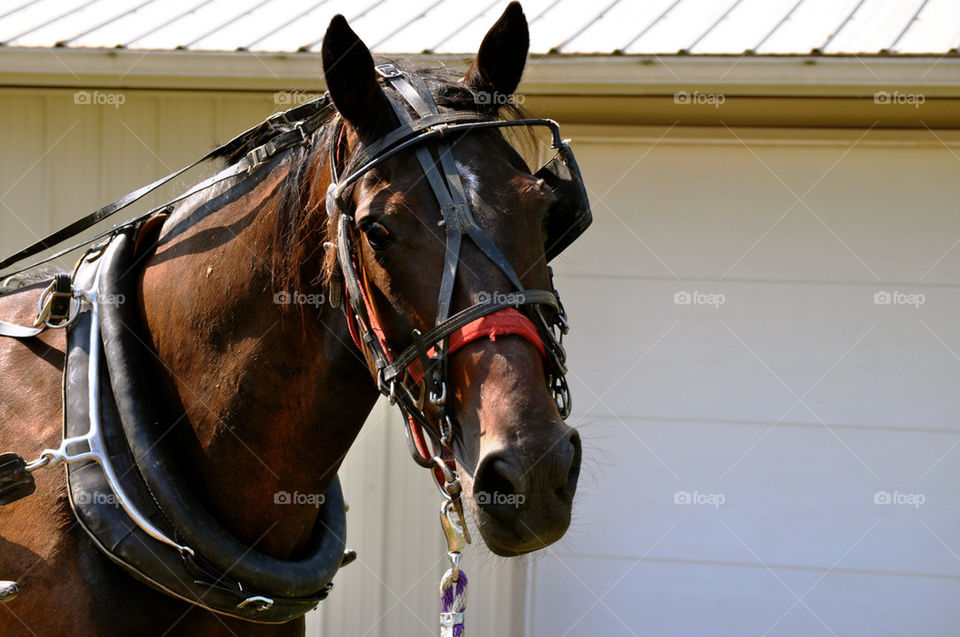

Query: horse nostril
[
  {"left": 474, "top": 454, "right": 525, "bottom": 513},
  {"left": 556, "top": 430, "right": 581, "bottom": 505}
]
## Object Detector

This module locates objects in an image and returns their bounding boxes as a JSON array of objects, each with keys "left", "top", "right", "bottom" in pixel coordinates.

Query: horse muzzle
[{"left": 464, "top": 426, "right": 581, "bottom": 556}]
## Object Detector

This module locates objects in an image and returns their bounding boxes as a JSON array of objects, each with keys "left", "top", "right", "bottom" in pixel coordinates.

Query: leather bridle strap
[
  {"left": 405, "top": 308, "right": 546, "bottom": 384},
  {"left": 329, "top": 64, "right": 573, "bottom": 469},
  {"left": 0, "top": 97, "right": 333, "bottom": 278},
  {"left": 381, "top": 289, "right": 558, "bottom": 383},
  {"left": 0, "top": 321, "right": 44, "bottom": 339},
  {"left": 336, "top": 213, "right": 554, "bottom": 395},
  {"left": 376, "top": 67, "right": 526, "bottom": 320}
]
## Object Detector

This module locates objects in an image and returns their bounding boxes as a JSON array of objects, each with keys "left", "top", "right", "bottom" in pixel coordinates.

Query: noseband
[{"left": 326, "top": 64, "right": 575, "bottom": 475}]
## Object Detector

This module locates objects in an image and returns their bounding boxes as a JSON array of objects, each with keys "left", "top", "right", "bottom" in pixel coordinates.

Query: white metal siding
[{"left": 532, "top": 125, "right": 960, "bottom": 636}]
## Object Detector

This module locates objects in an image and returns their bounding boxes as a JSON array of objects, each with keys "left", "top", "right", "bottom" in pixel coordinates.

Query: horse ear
[
  {"left": 321, "top": 14, "right": 392, "bottom": 135},
  {"left": 462, "top": 1, "right": 529, "bottom": 107}
]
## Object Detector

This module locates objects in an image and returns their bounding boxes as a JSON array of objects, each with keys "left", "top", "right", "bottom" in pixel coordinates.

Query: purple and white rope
[{"left": 439, "top": 568, "right": 467, "bottom": 637}]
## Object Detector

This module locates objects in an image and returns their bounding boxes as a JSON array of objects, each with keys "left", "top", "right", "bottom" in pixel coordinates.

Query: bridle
[
  {"left": 324, "top": 65, "right": 591, "bottom": 633},
  {"left": 327, "top": 64, "right": 587, "bottom": 481}
]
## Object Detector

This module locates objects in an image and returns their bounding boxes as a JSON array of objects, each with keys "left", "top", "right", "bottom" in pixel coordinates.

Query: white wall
[{"left": 533, "top": 125, "right": 960, "bottom": 636}]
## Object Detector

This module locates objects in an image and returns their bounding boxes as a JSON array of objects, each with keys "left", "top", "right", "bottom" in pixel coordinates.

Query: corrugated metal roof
[{"left": 0, "top": 0, "right": 957, "bottom": 55}]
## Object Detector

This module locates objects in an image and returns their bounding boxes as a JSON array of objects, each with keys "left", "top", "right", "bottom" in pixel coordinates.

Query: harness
[
  {"left": 326, "top": 64, "right": 590, "bottom": 635},
  {"left": 0, "top": 63, "right": 592, "bottom": 630}
]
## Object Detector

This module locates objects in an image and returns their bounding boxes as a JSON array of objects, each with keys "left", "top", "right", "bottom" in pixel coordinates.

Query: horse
[{"left": 0, "top": 3, "right": 585, "bottom": 635}]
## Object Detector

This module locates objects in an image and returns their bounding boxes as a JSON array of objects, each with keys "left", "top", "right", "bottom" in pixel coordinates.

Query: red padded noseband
[{"left": 406, "top": 308, "right": 545, "bottom": 384}]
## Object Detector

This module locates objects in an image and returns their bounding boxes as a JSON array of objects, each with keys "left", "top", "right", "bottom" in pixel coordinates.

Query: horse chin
[{"left": 458, "top": 468, "right": 573, "bottom": 557}]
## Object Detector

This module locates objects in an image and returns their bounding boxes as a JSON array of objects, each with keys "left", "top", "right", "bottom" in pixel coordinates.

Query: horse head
[{"left": 320, "top": 3, "right": 582, "bottom": 556}]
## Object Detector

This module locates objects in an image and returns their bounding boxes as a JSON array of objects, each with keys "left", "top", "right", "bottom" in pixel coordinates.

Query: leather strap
[
  {"left": 381, "top": 289, "right": 559, "bottom": 383},
  {"left": 0, "top": 96, "right": 332, "bottom": 277},
  {"left": 406, "top": 308, "right": 546, "bottom": 384},
  {"left": 329, "top": 117, "right": 565, "bottom": 208},
  {"left": 0, "top": 272, "right": 76, "bottom": 340},
  {"left": 0, "top": 320, "right": 43, "bottom": 339},
  {"left": 377, "top": 71, "right": 527, "bottom": 323},
  {"left": 343, "top": 111, "right": 492, "bottom": 177}
]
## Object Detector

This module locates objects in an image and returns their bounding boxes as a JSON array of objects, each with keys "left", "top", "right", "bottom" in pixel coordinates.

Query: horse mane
[{"left": 205, "top": 62, "right": 530, "bottom": 304}]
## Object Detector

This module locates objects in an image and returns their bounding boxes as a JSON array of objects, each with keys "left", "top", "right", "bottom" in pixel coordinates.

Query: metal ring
[
  {"left": 439, "top": 412, "right": 454, "bottom": 446},
  {"left": 44, "top": 296, "right": 82, "bottom": 330},
  {"left": 432, "top": 456, "right": 456, "bottom": 486},
  {"left": 429, "top": 380, "right": 447, "bottom": 407}
]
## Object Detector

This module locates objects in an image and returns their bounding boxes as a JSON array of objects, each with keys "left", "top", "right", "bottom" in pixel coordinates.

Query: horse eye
[{"left": 362, "top": 221, "right": 391, "bottom": 250}]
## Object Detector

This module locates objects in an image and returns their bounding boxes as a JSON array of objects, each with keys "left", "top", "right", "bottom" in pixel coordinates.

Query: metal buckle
[
  {"left": 375, "top": 63, "right": 403, "bottom": 79},
  {"left": 265, "top": 110, "right": 291, "bottom": 130},
  {"left": 245, "top": 145, "right": 270, "bottom": 171},
  {"left": 293, "top": 122, "right": 308, "bottom": 144},
  {"left": 33, "top": 278, "right": 80, "bottom": 329}
]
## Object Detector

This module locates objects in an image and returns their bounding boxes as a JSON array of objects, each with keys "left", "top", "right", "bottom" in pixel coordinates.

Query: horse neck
[{"left": 138, "top": 156, "right": 379, "bottom": 558}]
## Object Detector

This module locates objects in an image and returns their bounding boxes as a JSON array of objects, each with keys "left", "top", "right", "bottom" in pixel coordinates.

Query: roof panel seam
[
  {"left": 3, "top": 0, "right": 102, "bottom": 44},
  {"left": 124, "top": 0, "right": 218, "bottom": 48},
  {"left": 619, "top": 0, "right": 683, "bottom": 53},
  {"left": 887, "top": 0, "right": 929, "bottom": 53},
  {"left": 244, "top": 0, "right": 329, "bottom": 50},
  {"left": 299, "top": 0, "right": 390, "bottom": 51},
  {"left": 427, "top": 0, "right": 501, "bottom": 53},
  {"left": 818, "top": 0, "right": 869, "bottom": 53},
  {"left": 366, "top": 0, "right": 445, "bottom": 51},
  {"left": 752, "top": 0, "right": 805, "bottom": 52},
  {"left": 552, "top": 0, "right": 623, "bottom": 54},
  {"left": 56, "top": 0, "right": 161, "bottom": 47},
  {"left": 181, "top": 0, "right": 274, "bottom": 49},
  {"left": 686, "top": 0, "right": 746, "bottom": 53}
]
